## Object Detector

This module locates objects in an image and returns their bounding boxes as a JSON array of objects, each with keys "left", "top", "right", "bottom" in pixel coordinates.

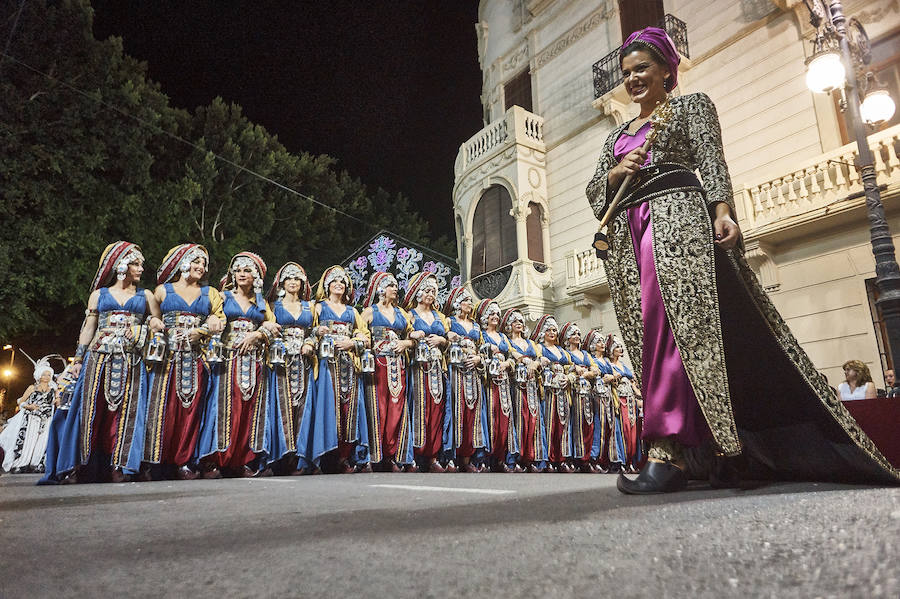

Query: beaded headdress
[
  {"left": 530, "top": 314, "right": 559, "bottom": 343},
  {"left": 403, "top": 272, "right": 439, "bottom": 310},
  {"left": 157, "top": 243, "right": 209, "bottom": 284},
  {"left": 316, "top": 265, "right": 354, "bottom": 303},
  {"left": 90, "top": 241, "right": 143, "bottom": 291},
  {"left": 267, "top": 262, "right": 311, "bottom": 302}
]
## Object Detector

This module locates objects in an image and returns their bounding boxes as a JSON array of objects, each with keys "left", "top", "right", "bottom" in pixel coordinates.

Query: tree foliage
[{"left": 0, "top": 0, "right": 452, "bottom": 346}]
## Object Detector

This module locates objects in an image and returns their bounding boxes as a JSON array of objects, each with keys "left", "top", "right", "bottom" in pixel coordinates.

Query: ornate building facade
[{"left": 453, "top": 0, "right": 900, "bottom": 386}]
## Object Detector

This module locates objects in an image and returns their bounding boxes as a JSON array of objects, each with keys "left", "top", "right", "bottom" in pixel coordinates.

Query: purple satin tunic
[{"left": 614, "top": 123, "right": 710, "bottom": 447}]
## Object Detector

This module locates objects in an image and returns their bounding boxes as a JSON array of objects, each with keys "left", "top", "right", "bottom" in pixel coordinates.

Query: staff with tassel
[{"left": 592, "top": 99, "right": 673, "bottom": 259}]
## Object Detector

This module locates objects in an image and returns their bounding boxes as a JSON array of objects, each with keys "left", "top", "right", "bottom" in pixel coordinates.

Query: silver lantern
[
  {"left": 449, "top": 342, "right": 463, "bottom": 365},
  {"left": 207, "top": 334, "right": 224, "bottom": 364},
  {"left": 515, "top": 362, "right": 527, "bottom": 383},
  {"left": 319, "top": 334, "right": 335, "bottom": 359},
  {"left": 145, "top": 332, "right": 167, "bottom": 364},
  {"left": 269, "top": 340, "right": 286, "bottom": 365},
  {"left": 361, "top": 349, "right": 375, "bottom": 373}
]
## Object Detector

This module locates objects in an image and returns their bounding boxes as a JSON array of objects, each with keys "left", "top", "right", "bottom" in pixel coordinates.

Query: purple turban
[{"left": 621, "top": 26, "right": 680, "bottom": 91}]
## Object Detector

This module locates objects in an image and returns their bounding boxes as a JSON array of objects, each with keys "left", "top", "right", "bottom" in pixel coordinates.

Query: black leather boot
[{"left": 616, "top": 460, "right": 687, "bottom": 495}]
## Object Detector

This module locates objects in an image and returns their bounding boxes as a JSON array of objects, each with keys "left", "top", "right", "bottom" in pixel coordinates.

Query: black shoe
[{"left": 616, "top": 460, "right": 687, "bottom": 495}]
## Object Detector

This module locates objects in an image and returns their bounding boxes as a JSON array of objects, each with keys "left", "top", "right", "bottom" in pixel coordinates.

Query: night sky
[{"left": 90, "top": 1, "right": 484, "bottom": 239}]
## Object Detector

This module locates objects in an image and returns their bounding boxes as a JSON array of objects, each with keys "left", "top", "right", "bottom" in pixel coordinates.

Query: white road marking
[{"left": 369, "top": 484, "right": 515, "bottom": 495}]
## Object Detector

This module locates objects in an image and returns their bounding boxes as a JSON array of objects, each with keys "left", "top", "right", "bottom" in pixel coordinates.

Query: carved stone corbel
[
  {"left": 591, "top": 85, "right": 632, "bottom": 125},
  {"left": 744, "top": 240, "right": 781, "bottom": 292}
]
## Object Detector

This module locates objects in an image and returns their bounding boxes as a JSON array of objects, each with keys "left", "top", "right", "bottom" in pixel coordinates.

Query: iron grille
[{"left": 592, "top": 14, "right": 690, "bottom": 99}]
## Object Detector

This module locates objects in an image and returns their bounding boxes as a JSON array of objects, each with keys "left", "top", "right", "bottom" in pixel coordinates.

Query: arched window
[
  {"left": 526, "top": 202, "right": 544, "bottom": 263},
  {"left": 471, "top": 185, "right": 517, "bottom": 277}
]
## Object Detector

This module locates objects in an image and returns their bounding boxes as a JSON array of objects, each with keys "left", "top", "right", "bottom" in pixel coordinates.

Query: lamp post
[
  {"left": 804, "top": 0, "right": 900, "bottom": 369},
  {"left": 1, "top": 344, "right": 13, "bottom": 380}
]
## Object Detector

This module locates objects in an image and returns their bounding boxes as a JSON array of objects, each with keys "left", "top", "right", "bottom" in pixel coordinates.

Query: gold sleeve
[{"left": 207, "top": 287, "right": 225, "bottom": 321}]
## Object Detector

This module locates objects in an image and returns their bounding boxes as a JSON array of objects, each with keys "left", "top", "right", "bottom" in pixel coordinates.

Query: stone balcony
[
  {"left": 735, "top": 123, "right": 900, "bottom": 241},
  {"left": 565, "top": 247, "right": 607, "bottom": 295},
  {"left": 454, "top": 105, "right": 545, "bottom": 182},
  {"left": 733, "top": 124, "right": 900, "bottom": 290}
]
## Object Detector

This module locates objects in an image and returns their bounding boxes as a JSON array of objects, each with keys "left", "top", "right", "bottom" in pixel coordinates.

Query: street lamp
[
  {"left": 859, "top": 73, "right": 896, "bottom": 125},
  {"left": 803, "top": 0, "right": 900, "bottom": 368}
]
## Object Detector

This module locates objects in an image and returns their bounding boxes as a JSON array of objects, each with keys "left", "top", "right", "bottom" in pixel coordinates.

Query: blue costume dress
[
  {"left": 481, "top": 330, "right": 519, "bottom": 468},
  {"left": 197, "top": 291, "right": 270, "bottom": 470},
  {"left": 54, "top": 287, "right": 151, "bottom": 477},
  {"left": 446, "top": 317, "right": 489, "bottom": 464},
  {"left": 567, "top": 348, "right": 597, "bottom": 463},
  {"left": 508, "top": 338, "right": 547, "bottom": 465},
  {"left": 363, "top": 305, "right": 413, "bottom": 465},
  {"left": 144, "top": 284, "right": 217, "bottom": 468},
  {"left": 593, "top": 356, "right": 624, "bottom": 467},
  {"left": 266, "top": 299, "right": 315, "bottom": 468},
  {"left": 541, "top": 344, "right": 572, "bottom": 464},
  {"left": 611, "top": 360, "right": 643, "bottom": 468},
  {"left": 299, "top": 302, "right": 369, "bottom": 468},
  {"left": 407, "top": 309, "right": 449, "bottom": 464}
]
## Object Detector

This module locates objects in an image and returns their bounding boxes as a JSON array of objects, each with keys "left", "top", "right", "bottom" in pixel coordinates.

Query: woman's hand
[
  {"left": 395, "top": 339, "right": 414, "bottom": 352},
  {"left": 261, "top": 321, "right": 282, "bottom": 336},
  {"left": 301, "top": 344, "right": 315, "bottom": 357},
  {"left": 447, "top": 331, "right": 460, "bottom": 343},
  {"left": 426, "top": 334, "right": 444, "bottom": 349},
  {"left": 148, "top": 317, "right": 165, "bottom": 333},
  {"left": 608, "top": 147, "right": 648, "bottom": 189},
  {"left": 335, "top": 337, "right": 356, "bottom": 352},
  {"left": 465, "top": 355, "right": 481, "bottom": 368},
  {"left": 188, "top": 328, "right": 203, "bottom": 344},
  {"left": 713, "top": 203, "right": 742, "bottom": 250},
  {"left": 207, "top": 315, "right": 224, "bottom": 334},
  {"left": 237, "top": 331, "right": 263, "bottom": 355},
  {"left": 409, "top": 330, "right": 426, "bottom": 341}
]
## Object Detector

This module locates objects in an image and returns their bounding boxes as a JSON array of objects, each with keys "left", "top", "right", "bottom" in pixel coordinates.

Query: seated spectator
[
  {"left": 838, "top": 360, "right": 877, "bottom": 401},
  {"left": 884, "top": 369, "right": 900, "bottom": 398}
]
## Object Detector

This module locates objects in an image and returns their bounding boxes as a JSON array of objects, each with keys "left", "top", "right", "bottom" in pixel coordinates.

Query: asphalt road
[{"left": 1, "top": 472, "right": 897, "bottom": 598}]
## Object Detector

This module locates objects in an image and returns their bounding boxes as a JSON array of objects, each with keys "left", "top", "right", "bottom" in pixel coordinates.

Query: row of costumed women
[{"left": 40, "top": 241, "right": 644, "bottom": 483}]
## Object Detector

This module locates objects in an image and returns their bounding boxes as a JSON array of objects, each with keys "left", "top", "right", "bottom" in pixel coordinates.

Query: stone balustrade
[
  {"left": 565, "top": 247, "right": 607, "bottom": 293},
  {"left": 454, "top": 105, "right": 545, "bottom": 178},
  {"left": 735, "top": 124, "right": 900, "bottom": 237}
]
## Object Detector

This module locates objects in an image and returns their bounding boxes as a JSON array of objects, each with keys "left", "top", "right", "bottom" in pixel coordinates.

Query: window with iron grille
[{"left": 504, "top": 69, "right": 532, "bottom": 112}]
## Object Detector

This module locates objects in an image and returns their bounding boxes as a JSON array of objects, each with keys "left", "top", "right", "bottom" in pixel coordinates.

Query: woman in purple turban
[{"left": 586, "top": 27, "right": 898, "bottom": 492}]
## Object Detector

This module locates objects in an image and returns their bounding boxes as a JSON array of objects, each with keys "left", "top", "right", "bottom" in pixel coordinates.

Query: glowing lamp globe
[
  {"left": 806, "top": 51, "right": 845, "bottom": 93},
  {"left": 860, "top": 89, "right": 896, "bottom": 125}
]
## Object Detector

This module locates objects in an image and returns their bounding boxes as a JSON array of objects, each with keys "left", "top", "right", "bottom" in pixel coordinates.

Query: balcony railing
[
  {"left": 455, "top": 105, "right": 545, "bottom": 178},
  {"left": 592, "top": 14, "right": 689, "bottom": 99},
  {"left": 471, "top": 264, "right": 514, "bottom": 300},
  {"left": 736, "top": 123, "right": 900, "bottom": 236},
  {"left": 565, "top": 248, "right": 607, "bottom": 293}
]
